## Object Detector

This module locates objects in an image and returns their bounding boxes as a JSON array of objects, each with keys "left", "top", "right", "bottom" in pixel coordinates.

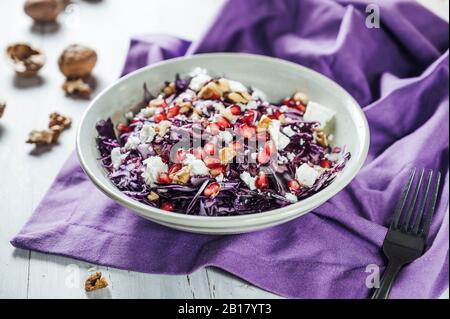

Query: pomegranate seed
[
  {"left": 241, "top": 110, "right": 255, "bottom": 125},
  {"left": 257, "top": 150, "right": 270, "bottom": 165},
  {"left": 203, "top": 143, "right": 216, "bottom": 156},
  {"left": 161, "top": 99, "right": 168, "bottom": 109},
  {"left": 229, "top": 104, "right": 242, "bottom": 115},
  {"left": 167, "top": 105, "right": 180, "bottom": 118},
  {"left": 320, "top": 159, "right": 331, "bottom": 168},
  {"left": 229, "top": 141, "right": 243, "bottom": 151},
  {"left": 168, "top": 163, "right": 182, "bottom": 175},
  {"left": 215, "top": 116, "right": 231, "bottom": 129},
  {"left": 174, "top": 149, "right": 187, "bottom": 163},
  {"left": 264, "top": 141, "right": 276, "bottom": 155},
  {"left": 157, "top": 172, "right": 172, "bottom": 184},
  {"left": 282, "top": 98, "right": 296, "bottom": 108},
  {"left": 288, "top": 180, "right": 300, "bottom": 191},
  {"left": 161, "top": 202, "right": 174, "bottom": 211},
  {"left": 209, "top": 166, "right": 225, "bottom": 177},
  {"left": 255, "top": 173, "right": 268, "bottom": 189},
  {"left": 206, "top": 123, "right": 221, "bottom": 135},
  {"left": 204, "top": 157, "right": 221, "bottom": 169},
  {"left": 203, "top": 182, "right": 221, "bottom": 198},
  {"left": 117, "top": 123, "right": 131, "bottom": 133},
  {"left": 296, "top": 103, "right": 306, "bottom": 112},
  {"left": 239, "top": 124, "right": 256, "bottom": 139},
  {"left": 154, "top": 112, "right": 167, "bottom": 123},
  {"left": 192, "top": 147, "right": 206, "bottom": 160},
  {"left": 273, "top": 110, "right": 282, "bottom": 119},
  {"left": 131, "top": 119, "right": 141, "bottom": 124}
]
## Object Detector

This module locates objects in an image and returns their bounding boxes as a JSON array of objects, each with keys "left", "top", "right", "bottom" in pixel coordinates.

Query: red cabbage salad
[{"left": 95, "top": 68, "right": 350, "bottom": 216}]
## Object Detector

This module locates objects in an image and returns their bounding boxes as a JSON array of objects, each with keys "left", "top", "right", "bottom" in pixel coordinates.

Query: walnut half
[
  {"left": 49, "top": 112, "right": 71, "bottom": 131},
  {"left": 26, "top": 129, "right": 60, "bottom": 145},
  {"left": 84, "top": 272, "right": 108, "bottom": 292}
]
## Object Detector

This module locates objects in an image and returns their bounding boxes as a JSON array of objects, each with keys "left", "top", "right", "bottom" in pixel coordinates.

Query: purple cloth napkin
[{"left": 12, "top": 0, "right": 449, "bottom": 298}]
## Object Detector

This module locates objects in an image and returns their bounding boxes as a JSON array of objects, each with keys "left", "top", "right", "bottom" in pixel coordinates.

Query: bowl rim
[{"left": 76, "top": 52, "right": 370, "bottom": 228}]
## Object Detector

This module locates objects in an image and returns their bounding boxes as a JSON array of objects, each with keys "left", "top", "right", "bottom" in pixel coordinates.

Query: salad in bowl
[{"left": 95, "top": 68, "right": 350, "bottom": 216}]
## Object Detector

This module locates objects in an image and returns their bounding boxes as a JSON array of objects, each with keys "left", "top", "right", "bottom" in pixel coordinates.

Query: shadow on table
[
  {"left": 13, "top": 75, "right": 45, "bottom": 89},
  {"left": 29, "top": 22, "right": 60, "bottom": 35}
]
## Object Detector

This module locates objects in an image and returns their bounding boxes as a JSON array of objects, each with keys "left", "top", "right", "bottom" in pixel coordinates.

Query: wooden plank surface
[{"left": 0, "top": 0, "right": 448, "bottom": 299}]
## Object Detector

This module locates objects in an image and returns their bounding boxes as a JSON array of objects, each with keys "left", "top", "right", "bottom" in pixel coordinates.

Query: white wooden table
[{"left": 0, "top": 0, "right": 448, "bottom": 299}]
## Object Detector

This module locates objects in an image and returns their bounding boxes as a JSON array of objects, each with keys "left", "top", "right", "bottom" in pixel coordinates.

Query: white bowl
[{"left": 76, "top": 53, "right": 369, "bottom": 234}]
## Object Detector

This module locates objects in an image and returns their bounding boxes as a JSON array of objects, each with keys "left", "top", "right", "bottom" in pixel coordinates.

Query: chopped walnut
[
  {"left": 156, "top": 120, "right": 172, "bottom": 137},
  {"left": 219, "top": 147, "right": 237, "bottom": 165},
  {"left": 257, "top": 115, "right": 272, "bottom": 132},
  {"left": 26, "top": 129, "right": 60, "bottom": 145},
  {"left": 147, "top": 191, "right": 159, "bottom": 201},
  {"left": 198, "top": 82, "right": 223, "bottom": 100},
  {"left": 314, "top": 129, "right": 328, "bottom": 147},
  {"left": 63, "top": 77, "right": 92, "bottom": 98},
  {"left": 293, "top": 92, "right": 308, "bottom": 105},
  {"left": 0, "top": 99, "right": 6, "bottom": 118},
  {"left": 171, "top": 166, "right": 190, "bottom": 184},
  {"left": 217, "top": 78, "right": 230, "bottom": 93},
  {"left": 48, "top": 112, "right": 71, "bottom": 131},
  {"left": 178, "top": 101, "right": 193, "bottom": 114},
  {"left": 84, "top": 272, "right": 108, "bottom": 292},
  {"left": 226, "top": 91, "right": 251, "bottom": 104},
  {"left": 163, "top": 82, "right": 176, "bottom": 96}
]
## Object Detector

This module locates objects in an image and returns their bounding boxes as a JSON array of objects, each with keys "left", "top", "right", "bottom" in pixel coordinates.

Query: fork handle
[{"left": 371, "top": 261, "right": 402, "bottom": 299}]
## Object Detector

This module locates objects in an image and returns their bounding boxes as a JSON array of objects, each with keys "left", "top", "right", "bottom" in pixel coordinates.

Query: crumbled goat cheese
[
  {"left": 189, "top": 67, "right": 208, "bottom": 77},
  {"left": 110, "top": 147, "right": 122, "bottom": 169},
  {"left": 125, "top": 112, "right": 134, "bottom": 120},
  {"left": 285, "top": 193, "right": 298, "bottom": 203},
  {"left": 142, "top": 156, "right": 168, "bottom": 187},
  {"left": 139, "top": 124, "right": 156, "bottom": 143},
  {"left": 295, "top": 163, "right": 320, "bottom": 188},
  {"left": 141, "top": 107, "right": 157, "bottom": 118},
  {"left": 286, "top": 152, "right": 295, "bottom": 161},
  {"left": 215, "top": 173, "right": 224, "bottom": 182},
  {"left": 189, "top": 74, "right": 212, "bottom": 91},
  {"left": 280, "top": 105, "right": 289, "bottom": 113},
  {"left": 175, "top": 90, "right": 196, "bottom": 103},
  {"left": 183, "top": 154, "right": 210, "bottom": 176},
  {"left": 124, "top": 135, "right": 141, "bottom": 150},
  {"left": 303, "top": 101, "right": 336, "bottom": 130},
  {"left": 228, "top": 80, "right": 248, "bottom": 92},
  {"left": 240, "top": 171, "right": 256, "bottom": 190},
  {"left": 282, "top": 125, "right": 296, "bottom": 137},
  {"left": 219, "top": 130, "right": 234, "bottom": 144},
  {"left": 268, "top": 120, "right": 290, "bottom": 150},
  {"left": 251, "top": 87, "right": 267, "bottom": 101}
]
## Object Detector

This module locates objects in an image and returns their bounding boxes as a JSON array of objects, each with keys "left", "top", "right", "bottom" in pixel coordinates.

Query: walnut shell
[
  {"left": 24, "top": 0, "right": 64, "bottom": 23},
  {"left": 58, "top": 44, "right": 97, "bottom": 78},
  {"left": 6, "top": 43, "right": 46, "bottom": 77}
]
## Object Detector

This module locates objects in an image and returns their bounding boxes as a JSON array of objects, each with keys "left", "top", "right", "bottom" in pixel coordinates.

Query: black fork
[{"left": 371, "top": 168, "right": 441, "bottom": 299}]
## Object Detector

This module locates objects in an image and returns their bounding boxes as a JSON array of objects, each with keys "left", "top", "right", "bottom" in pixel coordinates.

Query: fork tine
[
  {"left": 391, "top": 168, "right": 416, "bottom": 229},
  {"left": 401, "top": 168, "right": 425, "bottom": 231},
  {"left": 421, "top": 171, "right": 441, "bottom": 237},
  {"left": 412, "top": 170, "right": 433, "bottom": 234}
]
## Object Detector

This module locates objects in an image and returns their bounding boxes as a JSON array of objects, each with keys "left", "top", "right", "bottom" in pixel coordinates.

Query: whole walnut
[
  {"left": 58, "top": 44, "right": 97, "bottom": 78},
  {"left": 24, "top": 0, "right": 64, "bottom": 23}
]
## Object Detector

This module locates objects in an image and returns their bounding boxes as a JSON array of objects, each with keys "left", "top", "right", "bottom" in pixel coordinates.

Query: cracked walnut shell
[
  {"left": 58, "top": 44, "right": 97, "bottom": 78},
  {"left": 24, "top": 0, "right": 64, "bottom": 23},
  {"left": 6, "top": 43, "right": 45, "bottom": 77}
]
